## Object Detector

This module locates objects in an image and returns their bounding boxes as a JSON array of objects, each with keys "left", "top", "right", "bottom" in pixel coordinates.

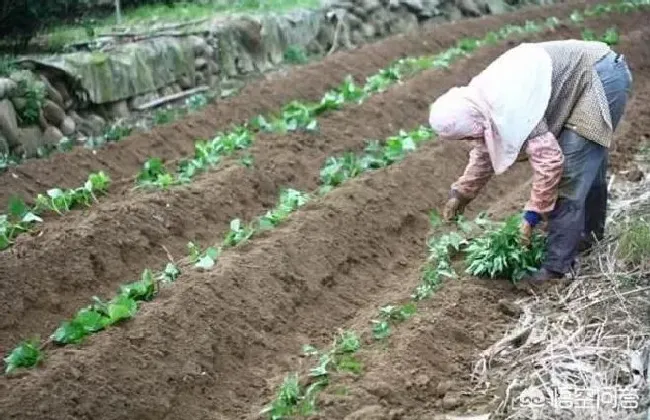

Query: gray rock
[
  {"left": 194, "top": 58, "right": 208, "bottom": 71},
  {"left": 16, "top": 126, "right": 45, "bottom": 158},
  {"left": 194, "top": 71, "right": 206, "bottom": 86},
  {"left": 208, "top": 60, "right": 220, "bottom": 75},
  {"left": 52, "top": 80, "right": 72, "bottom": 108},
  {"left": 204, "top": 70, "right": 216, "bottom": 89},
  {"left": 359, "top": 0, "right": 382, "bottom": 13},
  {"left": 0, "top": 78, "right": 18, "bottom": 99},
  {"left": 179, "top": 75, "right": 194, "bottom": 90},
  {"left": 420, "top": 0, "right": 443, "bottom": 17},
  {"left": 370, "top": 8, "right": 392, "bottom": 36},
  {"left": 43, "top": 125, "right": 64, "bottom": 146},
  {"left": 70, "top": 111, "right": 105, "bottom": 136},
  {"left": 439, "top": 1, "right": 463, "bottom": 20},
  {"left": 0, "top": 99, "right": 20, "bottom": 148},
  {"left": 170, "top": 83, "right": 183, "bottom": 94},
  {"left": 346, "top": 11, "right": 364, "bottom": 29},
  {"left": 457, "top": 0, "right": 483, "bottom": 17},
  {"left": 40, "top": 75, "right": 64, "bottom": 108},
  {"left": 204, "top": 45, "right": 215, "bottom": 59},
  {"left": 351, "top": 29, "right": 366, "bottom": 45},
  {"left": 361, "top": 22, "right": 377, "bottom": 38},
  {"left": 188, "top": 35, "right": 209, "bottom": 56},
  {"left": 401, "top": 0, "right": 424, "bottom": 12},
  {"left": 105, "top": 100, "right": 130, "bottom": 119},
  {"left": 60, "top": 116, "right": 76, "bottom": 136},
  {"left": 161, "top": 86, "right": 175, "bottom": 97},
  {"left": 388, "top": 9, "right": 419, "bottom": 34},
  {"left": 87, "top": 114, "right": 106, "bottom": 133},
  {"left": 42, "top": 99, "right": 66, "bottom": 127},
  {"left": 479, "top": 0, "right": 508, "bottom": 14},
  {"left": 10, "top": 97, "right": 26, "bottom": 112}
]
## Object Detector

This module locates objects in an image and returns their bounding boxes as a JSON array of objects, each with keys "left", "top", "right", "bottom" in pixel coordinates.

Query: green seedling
[
  {"left": 223, "top": 218, "right": 255, "bottom": 248},
  {"left": 3, "top": 339, "right": 43, "bottom": 374},
  {"left": 159, "top": 263, "right": 181, "bottom": 283},
  {"left": 187, "top": 241, "right": 201, "bottom": 263},
  {"left": 195, "top": 246, "right": 220, "bottom": 270},
  {"left": 464, "top": 214, "right": 546, "bottom": 282},
  {"left": 1, "top": 172, "right": 110, "bottom": 249},
  {"left": 258, "top": 189, "right": 311, "bottom": 230},
  {"left": 136, "top": 157, "right": 177, "bottom": 189},
  {"left": 372, "top": 303, "right": 417, "bottom": 340},
  {"left": 318, "top": 126, "right": 435, "bottom": 194}
]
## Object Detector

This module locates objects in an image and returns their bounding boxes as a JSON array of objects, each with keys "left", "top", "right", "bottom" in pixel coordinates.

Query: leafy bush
[
  {"left": 464, "top": 214, "right": 546, "bottom": 282},
  {"left": 616, "top": 217, "right": 650, "bottom": 268},
  {"left": 11, "top": 70, "right": 46, "bottom": 125}
]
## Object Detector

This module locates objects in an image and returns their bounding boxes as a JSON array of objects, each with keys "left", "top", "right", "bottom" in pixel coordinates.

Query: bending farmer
[{"left": 428, "top": 39, "right": 633, "bottom": 285}]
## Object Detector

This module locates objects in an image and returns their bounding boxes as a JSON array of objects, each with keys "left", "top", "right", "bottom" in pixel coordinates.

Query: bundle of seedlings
[{"left": 463, "top": 214, "right": 547, "bottom": 282}]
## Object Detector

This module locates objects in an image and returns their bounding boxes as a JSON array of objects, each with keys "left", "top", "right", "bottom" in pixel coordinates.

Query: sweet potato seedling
[
  {"left": 262, "top": 330, "right": 362, "bottom": 419},
  {"left": 371, "top": 303, "right": 417, "bottom": 340},
  {"left": 464, "top": 214, "right": 546, "bottom": 282},
  {"left": 136, "top": 157, "right": 177, "bottom": 189},
  {"left": 1, "top": 172, "right": 110, "bottom": 249},
  {"left": 260, "top": 373, "right": 324, "bottom": 419},
  {"left": 318, "top": 126, "right": 434, "bottom": 194},
  {"left": 51, "top": 270, "right": 154, "bottom": 345},
  {"left": 34, "top": 171, "right": 111, "bottom": 214},
  {"left": 258, "top": 189, "right": 311, "bottom": 230},
  {"left": 3, "top": 339, "right": 43, "bottom": 374},
  {"left": 222, "top": 218, "right": 255, "bottom": 248}
]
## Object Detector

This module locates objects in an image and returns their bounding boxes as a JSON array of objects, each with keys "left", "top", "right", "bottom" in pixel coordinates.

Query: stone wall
[{"left": 0, "top": 0, "right": 546, "bottom": 158}]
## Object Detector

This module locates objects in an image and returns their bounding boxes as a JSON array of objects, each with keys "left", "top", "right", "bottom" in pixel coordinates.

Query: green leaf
[
  {"left": 3, "top": 339, "right": 43, "bottom": 374},
  {"left": 120, "top": 277, "right": 155, "bottom": 301},
  {"left": 195, "top": 247, "right": 219, "bottom": 269},
  {"left": 8, "top": 196, "right": 29, "bottom": 218},
  {"left": 106, "top": 295, "right": 138, "bottom": 324},
  {"left": 161, "top": 263, "right": 181, "bottom": 283},
  {"left": 51, "top": 320, "right": 88, "bottom": 344},
  {"left": 21, "top": 212, "right": 42, "bottom": 223}
]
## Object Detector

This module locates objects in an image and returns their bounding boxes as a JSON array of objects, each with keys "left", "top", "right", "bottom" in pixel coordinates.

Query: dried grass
[{"left": 468, "top": 161, "right": 650, "bottom": 420}]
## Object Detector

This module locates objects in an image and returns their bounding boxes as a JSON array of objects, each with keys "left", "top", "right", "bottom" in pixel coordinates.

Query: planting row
[
  {"left": 262, "top": 210, "right": 547, "bottom": 418},
  {"left": 0, "top": 172, "right": 110, "bottom": 249},
  {"left": 2, "top": 124, "right": 434, "bottom": 374}
]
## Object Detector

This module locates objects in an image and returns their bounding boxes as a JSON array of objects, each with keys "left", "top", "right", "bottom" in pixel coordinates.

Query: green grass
[
  {"left": 617, "top": 217, "right": 650, "bottom": 267},
  {"left": 41, "top": 0, "right": 321, "bottom": 48}
]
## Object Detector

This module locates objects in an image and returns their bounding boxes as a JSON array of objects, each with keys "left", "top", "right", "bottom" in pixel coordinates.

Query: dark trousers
[{"left": 544, "top": 51, "right": 633, "bottom": 274}]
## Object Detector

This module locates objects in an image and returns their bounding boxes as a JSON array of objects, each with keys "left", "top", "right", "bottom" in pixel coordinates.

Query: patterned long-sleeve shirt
[{"left": 453, "top": 40, "right": 615, "bottom": 214}]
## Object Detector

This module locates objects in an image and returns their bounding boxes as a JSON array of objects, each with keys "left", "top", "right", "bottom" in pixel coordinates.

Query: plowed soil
[{"left": 1, "top": 3, "right": 649, "bottom": 420}]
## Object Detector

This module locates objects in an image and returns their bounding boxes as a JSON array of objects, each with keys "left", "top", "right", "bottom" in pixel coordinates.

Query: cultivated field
[{"left": 1, "top": 0, "right": 650, "bottom": 419}]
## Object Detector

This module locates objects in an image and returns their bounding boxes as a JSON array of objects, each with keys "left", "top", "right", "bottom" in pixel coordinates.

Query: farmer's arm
[
  {"left": 451, "top": 140, "right": 495, "bottom": 200},
  {"left": 522, "top": 119, "right": 565, "bottom": 226}
]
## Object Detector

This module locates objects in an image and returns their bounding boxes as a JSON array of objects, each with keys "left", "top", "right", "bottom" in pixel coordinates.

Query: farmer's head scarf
[{"left": 429, "top": 43, "right": 554, "bottom": 174}]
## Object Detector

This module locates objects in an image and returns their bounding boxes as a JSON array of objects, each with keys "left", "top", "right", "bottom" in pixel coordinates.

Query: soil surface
[{"left": 1, "top": 2, "right": 649, "bottom": 420}]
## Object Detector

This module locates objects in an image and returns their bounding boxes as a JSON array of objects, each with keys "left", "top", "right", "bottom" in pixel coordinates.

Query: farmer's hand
[
  {"left": 520, "top": 219, "right": 533, "bottom": 247},
  {"left": 442, "top": 190, "right": 471, "bottom": 222},
  {"left": 520, "top": 211, "right": 549, "bottom": 246},
  {"left": 538, "top": 213, "right": 550, "bottom": 232}
]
